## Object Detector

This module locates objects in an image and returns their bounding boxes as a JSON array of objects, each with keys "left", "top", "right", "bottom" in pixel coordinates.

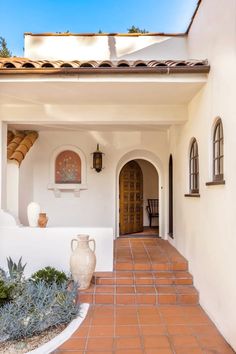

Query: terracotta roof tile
[
  {"left": 7, "top": 131, "right": 38, "bottom": 165},
  {"left": 0, "top": 58, "right": 210, "bottom": 74}
]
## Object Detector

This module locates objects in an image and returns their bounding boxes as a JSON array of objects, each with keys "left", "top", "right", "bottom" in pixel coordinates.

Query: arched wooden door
[{"left": 119, "top": 161, "right": 143, "bottom": 235}]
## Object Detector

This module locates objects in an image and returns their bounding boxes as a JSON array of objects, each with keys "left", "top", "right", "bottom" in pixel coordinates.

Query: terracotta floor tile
[
  {"left": 95, "top": 286, "right": 115, "bottom": 293},
  {"left": 116, "top": 315, "right": 139, "bottom": 325},
  {"left": 178, "top": 294, "right": 198, "bottom": 304},
  {"left": 175, "top": 349, "right": 204, "bottom": 354},
  {"left": 140, "top": 325, "right": 167, "bottom": 335},
  {"left": 91, "top": 316, "right": 114, "bottom": 326},
  {"left": 116, "top": 286, "right": 135, "bottom": 294},
  {"left": 171, "top": 334, "right": 199, "bottom": 348},
  {"left": 158, "top": 294, "right": 177, "bottom": 304},
  {"left": 136, "top": 286, "right": 156, "bottom": 293},
  {"left": 115, "top": 349, "right": 143, "bottom": 354},
  {"left": 143, "top": 335, "right": 171, "bottom": 348},
  {"left": 163, "top": 316, "right": 188, "bottom": 325},
  {"left": 136, "top": 294, "right": 156, "bottom": 304},
  {"left": 72, "top": 325, "right": 89, "bottom": 337},
  {"left": 139, "top": 315, "right": 163, "bottom": 325},
  {"left": 94, "top": 294, "right": 114, "bottom": 304},
  {"left": 86, "top": 337, "right": 114, "bottom": 350},
  {"left": 115, "top": 325, "right": 140, "bottom": 336},
  {"left": 59, "top": 338, "right": 86, "bottom": 350},
  {"left": 135, "top": 278, "right": 154, "bottom": 285},
  {"left": 167, "top": 325, "right": 192, "bottom": 335},
  {"left": 115, "top": 336, "right": 142, "bottom": 349},
  {"left": 157, "top": 286, "right": 177, "bottom": 294},
  {"left": 89, "top": 325, "right": 114, "bottom": 337},
  {"left": 116, "top": 278, "right": 134, "bottom": 285},
  {"left": 116, "top": 294, "right": 135, "bottom": 304},
  {"left": 145, "top": 349, "right": 173, "bottom": 354},
  {"left": 190, "top": 324, "right": 220, "bottom": 335}
]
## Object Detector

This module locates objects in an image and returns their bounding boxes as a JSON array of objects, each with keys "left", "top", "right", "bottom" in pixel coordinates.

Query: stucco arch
[{"left": 116, "top": 149, "right": 165, "bottom": 238}]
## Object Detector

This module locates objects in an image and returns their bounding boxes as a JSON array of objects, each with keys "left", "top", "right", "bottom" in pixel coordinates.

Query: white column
[
  {"left": 0, "top": 121, "right": 7, "bottom": 210},
  {"left": 7, "top": 161, "right": 19, "bottom": 218}
]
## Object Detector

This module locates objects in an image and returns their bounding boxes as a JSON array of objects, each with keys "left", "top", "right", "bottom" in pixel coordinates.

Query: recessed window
[
  {"left": 213, "top": 118, "right": 224, "bottom": 181},
  {"left": 189, "top": 138, "right": 199, "bottom": 194}
]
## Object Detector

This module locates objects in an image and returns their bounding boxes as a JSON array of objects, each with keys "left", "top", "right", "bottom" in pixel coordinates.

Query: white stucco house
[{"left": 0, "top": 0, "right": 236, "bottom": 350}]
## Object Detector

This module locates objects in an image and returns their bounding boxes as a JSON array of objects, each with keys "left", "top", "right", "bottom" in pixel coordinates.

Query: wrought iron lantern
[{"left": 92, "top": 144, "right": 104, "bottom": 173}]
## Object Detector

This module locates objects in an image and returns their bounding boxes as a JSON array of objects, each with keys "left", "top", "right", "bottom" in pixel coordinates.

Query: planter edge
[{"left": 27, "top": 303, "right": 89, "bottom": 354}]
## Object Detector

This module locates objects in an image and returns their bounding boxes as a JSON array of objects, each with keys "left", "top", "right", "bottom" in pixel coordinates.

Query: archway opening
[{"left": 119, "top": 159, "right": 159, "bottom": 237}]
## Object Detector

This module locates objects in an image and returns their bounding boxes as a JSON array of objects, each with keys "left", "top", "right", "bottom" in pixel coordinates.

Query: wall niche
[{"left": 48, "top": 145, "right": 87, "bottom": 197}]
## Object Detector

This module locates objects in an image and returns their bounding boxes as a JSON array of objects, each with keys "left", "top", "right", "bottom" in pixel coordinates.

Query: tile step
[
  {"left": 78, "top": 285, "right": 199, "bottom": 305},
  {"left": 114, "top": 261, "right": 188, "bottom": 271},
  {"left": 92, "top": 271, "right": 193, "bottom": 286}
]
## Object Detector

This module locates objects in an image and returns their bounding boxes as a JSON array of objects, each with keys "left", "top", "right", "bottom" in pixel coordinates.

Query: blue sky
[{"left": 0, "top": 0, "right": 198, "bottom": 56}]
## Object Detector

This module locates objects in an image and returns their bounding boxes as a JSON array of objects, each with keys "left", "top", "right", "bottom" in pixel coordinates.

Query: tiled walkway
[{"left": 55, "top": 238, "right": 234, "bottom": 354}]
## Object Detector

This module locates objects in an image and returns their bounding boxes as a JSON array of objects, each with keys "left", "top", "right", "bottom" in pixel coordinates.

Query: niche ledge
[{"left": 47, "top": 183, "right": 88, "bottom": 198}]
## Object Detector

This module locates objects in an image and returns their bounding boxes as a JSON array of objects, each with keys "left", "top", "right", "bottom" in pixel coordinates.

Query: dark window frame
[
  {"left": 213, "top": 118, "right": 224, "bottom": 182},
  {"left": 189, "top": 138, "right": 199, "bottom": 194}
]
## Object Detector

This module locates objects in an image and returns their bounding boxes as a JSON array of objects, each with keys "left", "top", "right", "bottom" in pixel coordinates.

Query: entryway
[{"left": 119, "top": 159, "right": 159, "bottom": 236}]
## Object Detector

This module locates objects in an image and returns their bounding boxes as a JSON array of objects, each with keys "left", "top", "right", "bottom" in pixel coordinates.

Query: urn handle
[
  {"left": 89, "top": 239, "right": 96, "bottom": 253},
  {"left": 71, "top": 238, "right": 78, "bottom": 252}
]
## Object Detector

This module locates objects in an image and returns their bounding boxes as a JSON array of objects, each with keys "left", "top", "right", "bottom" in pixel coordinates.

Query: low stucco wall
[{"left": 0, "top": 227, "right": 113, "bottom": 277}]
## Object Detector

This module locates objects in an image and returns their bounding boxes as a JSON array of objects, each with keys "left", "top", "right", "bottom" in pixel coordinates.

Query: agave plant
[{"left": 7, "top": 257, "right": 26, "bottom": 281}]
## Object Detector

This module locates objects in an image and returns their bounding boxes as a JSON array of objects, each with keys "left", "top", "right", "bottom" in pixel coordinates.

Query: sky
[{"left": 0, "top": 0, "right": 198, "bottom": 56}]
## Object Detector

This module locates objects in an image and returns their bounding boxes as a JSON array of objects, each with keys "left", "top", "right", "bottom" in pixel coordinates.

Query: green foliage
[
  {"left": 127, "top": 25, "right": 149, "bottom": 34},
  {"left": 0, "top": 281, "right": 80, "bottom": 341},
  {"left": 7, "top": 257, "right": 26, "bottom": 281},
  {"left": 0, "top": 268, "right": 6, "bottom": 280},
  {"left": 31, "top": 266, "right": 68, "bottom": 285},
  {"left": 0, "top": 37, "right": 11, "bottom": 57},
  {"left": 0, "top": 279, "right": 13, "bottom": 305}
]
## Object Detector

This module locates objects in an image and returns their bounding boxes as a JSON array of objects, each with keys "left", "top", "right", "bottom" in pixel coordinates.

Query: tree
[
  {"left": 0, "top": 37, "right": 11, "bottom": 57},
  {"left": 127, "top": 26, "right": 149, "bottom": 34}
]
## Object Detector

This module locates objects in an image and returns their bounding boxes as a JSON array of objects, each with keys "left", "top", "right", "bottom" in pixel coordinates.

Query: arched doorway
[
  {"left": 168, "top": 155, "right": 173, "bottom": 238},
  {"left": 116, "top": 150, "right": 164, "bottom": 238},
  {"left": 119, "top": 159, "right": 159, "bottom": 236},
  {"left": 119, "top": 161, "right": 143, "bottom": 235}
]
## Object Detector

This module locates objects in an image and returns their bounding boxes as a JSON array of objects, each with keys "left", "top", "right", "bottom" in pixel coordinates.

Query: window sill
[
  {"left": 206, "top": 180, "right": 225, "bottom": 186},
  {"left": 184, "top": 193, "right": 200, "bottom": 198}
]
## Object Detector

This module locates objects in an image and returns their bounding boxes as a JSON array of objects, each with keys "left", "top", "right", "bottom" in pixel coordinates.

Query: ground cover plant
[{"left": 0, "top": 258, "right": 80, "bottom": 344}]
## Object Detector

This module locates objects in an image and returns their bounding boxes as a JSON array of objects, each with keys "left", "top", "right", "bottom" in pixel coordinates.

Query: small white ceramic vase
[
  {"left": 70, "top": 235, "right": 96, "bottom": 290},
  {"left": 27, "top": 202, "right": 41, "bottom": 227}
]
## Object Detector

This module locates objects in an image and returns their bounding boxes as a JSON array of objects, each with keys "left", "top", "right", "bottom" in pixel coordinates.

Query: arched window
[
  {"left": 55, "top": 150, "right": 81, "bottom": 184},
  {"left": 213, "top": 118, "right": 224, "bottom": 181},
  {"left": 189, "top": 138, "right": 199, "bottom": 194}
]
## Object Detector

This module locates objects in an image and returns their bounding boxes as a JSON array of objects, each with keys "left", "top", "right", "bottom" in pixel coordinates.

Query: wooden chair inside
[{"left": 146, "top": 199, "right": 159, "bottom": 227}]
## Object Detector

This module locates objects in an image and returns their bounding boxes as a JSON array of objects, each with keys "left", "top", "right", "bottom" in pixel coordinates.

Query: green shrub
[
  {"left": 31, "top": 266, "right": 68, "bottom": 285},
  {"left": 0, "top": 281, "right": 80, "bottom": 341},
  {"left": 0, "top": 279, "right": 13, "bottom": 305}
]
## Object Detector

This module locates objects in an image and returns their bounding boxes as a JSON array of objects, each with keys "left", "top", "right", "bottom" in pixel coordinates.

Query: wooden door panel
[{"left": 119, "top": 161, "right": 143, "bottom": 235}]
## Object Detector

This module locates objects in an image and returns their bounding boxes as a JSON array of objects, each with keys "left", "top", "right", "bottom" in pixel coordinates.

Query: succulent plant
[{"left": 7, "top": 257, "right": 26, "bottom": 281}]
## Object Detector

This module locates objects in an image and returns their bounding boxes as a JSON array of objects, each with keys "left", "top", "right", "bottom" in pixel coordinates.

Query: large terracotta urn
[
  {"left": 27, "top": 202, "right": 40, "bottom": 227},
  {"left": 70, "top": 235, "right": 96, "bottom": 290}
]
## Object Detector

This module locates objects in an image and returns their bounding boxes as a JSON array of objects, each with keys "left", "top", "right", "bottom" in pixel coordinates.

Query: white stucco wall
[
  {"left": 136, "top": 159, "right": 159, "bottom": 226},
  {"left": 24, "top": 34, "right": 188, "bottom": 61},
  {"left": 169, "top": 0, "right": 236, "bottom": 350},
  {"left": 0, "top": 226, "right": 113, "bottom": 275},
  {"left": 18, "top": 130, "right": 168, "bottom": 236}
]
